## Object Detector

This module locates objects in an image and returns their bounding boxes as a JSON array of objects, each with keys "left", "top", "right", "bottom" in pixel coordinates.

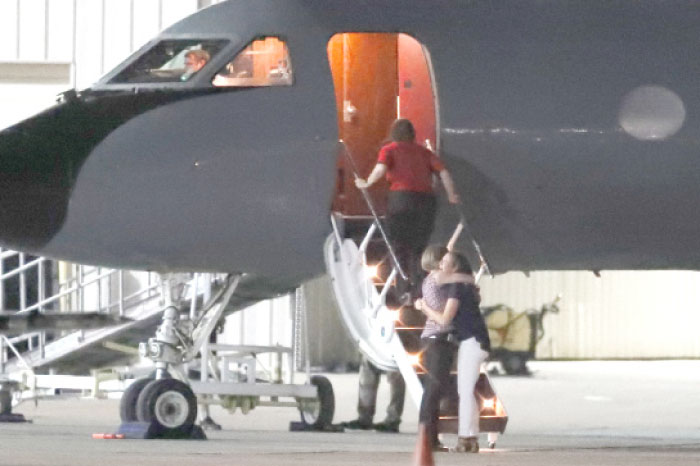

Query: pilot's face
[{"left": 185, "top": 55, "right": 206, "bottom": 73}]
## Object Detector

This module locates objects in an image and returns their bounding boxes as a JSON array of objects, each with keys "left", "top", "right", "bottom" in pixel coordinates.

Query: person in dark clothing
[
  {"left": 414, "top": 251, "right": 490, "bottom": 453},
  {"left": 415, "top": 244, "right": 474, "bottom": 451},
  {"left": 341, "top": 355, "right": 405, "bottom": 433},
  {"left": 355, "top": 119, "right": 460, "bottom": 298}
]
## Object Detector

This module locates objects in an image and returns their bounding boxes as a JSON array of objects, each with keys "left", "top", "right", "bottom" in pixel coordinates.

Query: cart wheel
[
  {"left": 136, "top": 379, "right": 197, "bottom": 436},
  {"left": 299, "top": 375, "right": 335, "bottom": 428},
  {"left": 120, "top": 377, "right": 153, "bottom": 422},
  {"left": 501, "top": 352, "right": 528, "bottom": 375}
]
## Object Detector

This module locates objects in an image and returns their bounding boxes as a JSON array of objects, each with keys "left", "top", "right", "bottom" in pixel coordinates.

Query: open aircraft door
[{"left": 327, "top": 33, "right": 439, "bottom": 370}]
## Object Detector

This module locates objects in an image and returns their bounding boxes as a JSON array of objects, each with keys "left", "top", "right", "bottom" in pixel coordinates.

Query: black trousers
[
  {"left": 386, "top": 191, "right": 437, "bottom": 293},
  {"left": 418, "top": 337, "right": 456, "bottom": 435}
]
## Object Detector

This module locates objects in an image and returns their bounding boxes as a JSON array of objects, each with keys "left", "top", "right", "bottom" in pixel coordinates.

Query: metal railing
[{"left": 0, "top": 247, "right": 161, "bottom": 370}]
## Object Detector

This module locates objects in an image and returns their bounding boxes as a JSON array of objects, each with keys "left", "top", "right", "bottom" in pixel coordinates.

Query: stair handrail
[
  {"left": 0, "top": 247, "right": 163, "bottom": 367},
  {"left": 0, "top": 334, "right": 33, "bottom": 372},
  {"left": 338, "top": 140, "right": 408, "bottom": 281},
  {"left": 449, "top": 211, "right": 492, "bottom": 283},
  {"left": 427, "top": 138, "right": 492, "bottom": 281}
]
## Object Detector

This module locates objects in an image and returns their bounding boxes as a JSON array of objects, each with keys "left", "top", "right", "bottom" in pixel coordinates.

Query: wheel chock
[
  {"left": 0, "top": 413, "right": 30, "bottom": 423},
  {"left": 115, "top": 421, "right": 207, "bottom": 440},
  {"left": 289, "top": 421, "right": 344, "bottom": 432},
  {"left": 91, "top": 433, "right": 125, "bottom": 439}
]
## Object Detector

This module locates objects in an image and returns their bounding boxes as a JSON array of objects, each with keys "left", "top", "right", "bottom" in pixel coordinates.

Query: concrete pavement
[{"left": 2, "top": 360, "right": 700, "bottom": 465}]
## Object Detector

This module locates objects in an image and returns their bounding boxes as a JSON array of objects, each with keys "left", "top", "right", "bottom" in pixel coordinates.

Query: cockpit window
[
  {"left": 212, "top": 37, "right": 293, "bottom": 87},
  {"left": 110, "top": 39, "right": 229, "bottom": 84}
]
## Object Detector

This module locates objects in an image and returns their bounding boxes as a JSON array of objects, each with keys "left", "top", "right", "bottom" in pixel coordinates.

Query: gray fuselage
[{"left": 1, "top": 0, "right": 699, "bottom": 293}]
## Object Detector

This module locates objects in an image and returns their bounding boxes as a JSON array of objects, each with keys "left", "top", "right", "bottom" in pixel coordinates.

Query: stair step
[
  {"left": 393, "top": 308, "right": 426, "bottom": 327},
  {"left": 396, "top": 328, "right": 423, "bottom": 353}
]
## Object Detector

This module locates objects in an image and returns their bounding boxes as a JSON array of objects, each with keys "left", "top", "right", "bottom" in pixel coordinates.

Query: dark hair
[
  {"left": 421, "top": 244, "right": 448, "bottom": 272},
  {"left": 389, "top": 118, "right": 416, "bottom": 142},
  {"left": 445, "top": 251, "right": 473, "bottom": 275}
]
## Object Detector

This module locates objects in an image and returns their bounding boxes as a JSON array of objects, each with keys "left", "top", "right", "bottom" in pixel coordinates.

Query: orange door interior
[
  {"left": 398, "top": 34, "right": 437, "bottom": 152},
  {"left": 328, "top": 33, "right": 436, "bottom": 216}
]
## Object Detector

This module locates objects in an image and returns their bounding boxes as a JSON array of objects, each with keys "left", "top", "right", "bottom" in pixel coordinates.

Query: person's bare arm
[
  {"left": 415, "top": 297, "right": 458, "bottom": 326},
  {"left": 355, "top": 163, "right": 387, "bottom": 189},
  {"left": 439, "top": 169, "right": 460, "bottom": 204}
]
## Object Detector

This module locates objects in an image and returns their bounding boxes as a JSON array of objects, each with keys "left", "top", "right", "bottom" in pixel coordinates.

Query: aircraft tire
[
  {"left": 136, "top": 379, "right": 197, "bottom": 436},
  {"left": 119, "top": 377, "right": 153, "bottom": 422},
  {"left": 299, "top": 375, "right": 335, "bottom": 429}
]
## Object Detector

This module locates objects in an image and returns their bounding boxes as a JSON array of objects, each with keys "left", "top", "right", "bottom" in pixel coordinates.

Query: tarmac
[{"left": 2, "top": 360, "right": 700, "bottom": 466}]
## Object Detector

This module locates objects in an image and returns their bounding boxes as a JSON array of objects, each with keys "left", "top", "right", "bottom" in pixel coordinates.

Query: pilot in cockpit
[{"left": 181, "top": 49, "right": 210, "bottom": 81}]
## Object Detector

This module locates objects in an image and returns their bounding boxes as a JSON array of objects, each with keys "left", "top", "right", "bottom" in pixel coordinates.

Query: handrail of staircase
[
  {"left": 454, "top": 211, "right": 492, "bottom": 282},
  {"left": 338, "top": 141, "right": 408, "bottom": 281},
  {"left": 0, "top": 249, "right": 163, "bottom": 365},
  {"left": 0, "top": 256, "right": 44, "bottom": 282},
  {"left": 14, "top": 269, "right": 159, "bottom": 316},
  {"left": 0, "top": 249, "right": 21, "bottom": 261},
  {"left": 372, "top": 268, "right": 398, "bottom": 318},
  {"left": 427, "top": 136, "right": 492, "bottom": 281},
  {"left": 445, "top": 210, "right": 491, "bottom": 283},
  {"left": 16, "top": 268, "right": 115, "bottom": 314},
  {"left": 0, "top": 334, "right": 33, "bottom": 372},
  {"left": 357, "top": 222, "right": 377, "bottom": 256}
]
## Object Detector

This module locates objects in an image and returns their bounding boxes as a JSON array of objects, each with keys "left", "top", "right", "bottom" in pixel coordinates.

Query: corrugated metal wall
[{"left": 479, "top": 271, "right": 700, "bottom": 359}]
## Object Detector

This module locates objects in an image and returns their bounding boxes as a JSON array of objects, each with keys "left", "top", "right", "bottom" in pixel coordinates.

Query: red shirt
[{"left": 377, "top": 141, "right": 445, "bottom": 193}]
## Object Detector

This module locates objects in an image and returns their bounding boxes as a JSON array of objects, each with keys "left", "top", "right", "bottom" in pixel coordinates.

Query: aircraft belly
[
  {"left": 41, "top": 91, "right": 337, "bottom": 277},
  {"left": 440, "top": 134, "right": 700, "bottom": 272},
  {"left": 426, "top": 3, "right": 700, "bottom": 271}
]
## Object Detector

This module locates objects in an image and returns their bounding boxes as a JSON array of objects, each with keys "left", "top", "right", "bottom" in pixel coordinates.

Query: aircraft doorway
[{"left": 327, "top": 33, "right": 437, "bottom": 216}]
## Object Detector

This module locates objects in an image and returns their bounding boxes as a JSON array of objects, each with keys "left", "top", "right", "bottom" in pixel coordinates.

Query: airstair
[
  {"left": 325, "top": 145, "right": 506, "bottom": 441},
  {"left": 326, "top": 216, "right": 509, "bottom": 440}
]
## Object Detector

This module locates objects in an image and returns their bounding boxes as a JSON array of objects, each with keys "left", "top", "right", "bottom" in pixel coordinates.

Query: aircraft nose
[{"left": 0, "top": 107, "right": 75, "bottom": 252}]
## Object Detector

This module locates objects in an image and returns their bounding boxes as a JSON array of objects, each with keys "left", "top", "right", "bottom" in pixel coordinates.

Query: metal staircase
[
  {"left": 325, "top": 216, "right": 509, "bottom": 442},
  {"left": 0, "top": 250, "right": 283, "bottom": 376},
  {"left": 325, "top": 143, "right": 506, "bottom": 441},
  {"left": 0, "top": 251, "right": 162, "bottom": 374}
]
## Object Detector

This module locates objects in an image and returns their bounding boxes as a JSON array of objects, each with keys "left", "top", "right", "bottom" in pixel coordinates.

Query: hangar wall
[
  {"left": 0, "top": 1, "right": 698, "bottom": 362},
  {"left": 0, "top": 0, "right": 214, "bottom": 129},
  {"left": 479, "top": 271, "right": 700, "bottom": 359}
]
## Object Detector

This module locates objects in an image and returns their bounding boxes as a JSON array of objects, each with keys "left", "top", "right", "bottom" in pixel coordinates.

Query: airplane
[{"left": 0, "top": 0, "right": 698, "bottom": 438}]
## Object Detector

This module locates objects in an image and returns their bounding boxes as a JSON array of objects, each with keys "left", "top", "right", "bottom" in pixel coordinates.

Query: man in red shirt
[{"left": 355, "top": 119, "right": 460, "bottom": 298}]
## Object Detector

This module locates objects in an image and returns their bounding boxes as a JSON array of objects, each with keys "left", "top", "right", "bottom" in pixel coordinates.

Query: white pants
[{"left": 457, "top": 337, "right": 489, "bottom": 437}]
